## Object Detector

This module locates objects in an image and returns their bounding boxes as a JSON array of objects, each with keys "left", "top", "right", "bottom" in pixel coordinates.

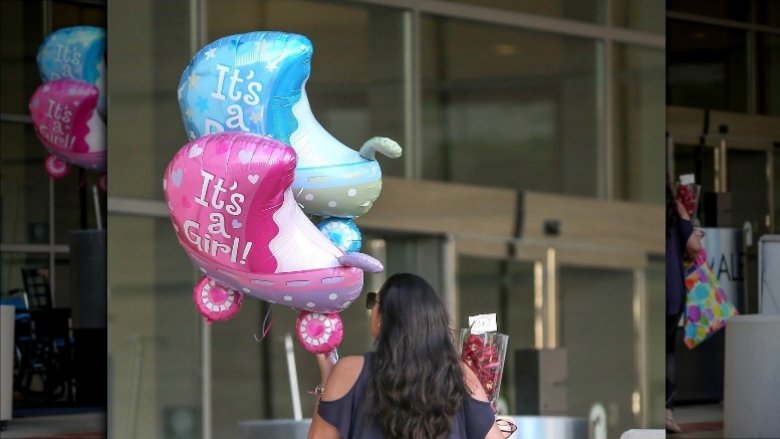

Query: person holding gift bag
[
  {"left": 308, "top": 273, "right": 506, "bottom": 439},
  {"left": 665, "top": 179, "right": 702, "bottom": 434}
]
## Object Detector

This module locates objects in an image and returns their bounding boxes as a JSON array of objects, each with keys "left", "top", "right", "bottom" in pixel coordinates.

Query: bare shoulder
[
  {"left": 321, "top": 355, "right": 366, "bottom": 401},
  {"left": 461, "top": 362, "right": 489, "bottom": 402}
]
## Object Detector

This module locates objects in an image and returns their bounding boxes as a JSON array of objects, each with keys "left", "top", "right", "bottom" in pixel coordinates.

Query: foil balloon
[
  {"left": 178, "top": 31, "right": 402, "bottom": 220},
  {"left": 36, "top": 26, "right": 106, "bottom": 116},
  {"left": 296, "top": 312, "right": 343, "bottom": 354},
  {"left": 164, "top": 132, "right": 382, "bottom": 350},
  {"left": 317, "top": 218, "right": 362, "bottom": 253},
  {"left": 29, "top": 79, "right": 106, "bottom": 178}
]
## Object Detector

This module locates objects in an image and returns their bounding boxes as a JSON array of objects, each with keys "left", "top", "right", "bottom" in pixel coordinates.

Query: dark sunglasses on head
[{"left": 365, "top": 292, "right": 378, "bottom": 309}]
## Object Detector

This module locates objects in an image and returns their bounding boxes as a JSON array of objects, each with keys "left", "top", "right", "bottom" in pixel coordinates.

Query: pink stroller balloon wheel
[{"left": 296, "top": 311, "right": 343, "bottom": 354}]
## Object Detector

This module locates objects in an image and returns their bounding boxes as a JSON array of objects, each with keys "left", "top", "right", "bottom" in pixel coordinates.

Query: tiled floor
[
  {"left": 670, "top": 403, "right": 724, "bottom": 439},
  {"left": 1, "top": 412, "right": 106, "bottom": 439}
]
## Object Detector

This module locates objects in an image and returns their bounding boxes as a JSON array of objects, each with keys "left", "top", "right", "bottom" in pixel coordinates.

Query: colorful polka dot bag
[{"left": 683, "top": 249, "right": 738, "bottom": 349}]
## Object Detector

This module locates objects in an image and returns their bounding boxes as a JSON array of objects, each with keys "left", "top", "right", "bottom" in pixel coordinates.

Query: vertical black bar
[
  {"left": 695, "top": 109, "right": 710, "bottom": 186},
  {"left": 498, "top": 192, "right": 524, "bottom": 332},
  {"left": 79, "top": 168, "right": 88, "bottom": 229}
]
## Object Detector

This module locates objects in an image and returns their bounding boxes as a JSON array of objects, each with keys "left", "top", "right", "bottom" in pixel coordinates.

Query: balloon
[
  {"left": 44, "top": 155, "right": 71, "bottom": 179},
  {"left": 194, "top": 277, "right": 243, "bottom": 322},
  {"left": 317, "top": 218, "right": 362, "bottom": 253},
  {"left": 29, "top": 79, "right": 106, "bottom": 176},
  {"left": 163, "top": 132, "right": 383, "bottom": 323},
  {"left": 36, "top": 26, "right": 106, "bottom": 116},
  {"left": 296, "top": 311, "right": 343, "bottom": 354},
  {"left": 178, "top": 32, "right": 402, "bottom": 220}
]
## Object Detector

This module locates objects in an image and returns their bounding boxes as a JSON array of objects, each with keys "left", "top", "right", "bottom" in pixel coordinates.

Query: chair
[
  {"left": 25, "top": 307, "right": 75, "bottom": 402},
  {"left": 13, "top": 270, "right": 75, "bottom": 402},
  {"left": 20, "top": 268, "right": 52, "bottom": 310}
]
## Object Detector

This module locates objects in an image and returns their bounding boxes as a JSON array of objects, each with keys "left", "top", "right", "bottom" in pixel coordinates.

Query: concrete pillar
[{"left": 724, "top": 315, "right": 780, "bottom": 438}]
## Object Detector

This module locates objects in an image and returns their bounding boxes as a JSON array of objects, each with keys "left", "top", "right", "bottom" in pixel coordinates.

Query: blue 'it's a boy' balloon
[
  {"left": 179, "top": 32, "right": 402, "bottom": 220},
  {"left": 37, "top": 26, "right": 106, "bottom": 115}
]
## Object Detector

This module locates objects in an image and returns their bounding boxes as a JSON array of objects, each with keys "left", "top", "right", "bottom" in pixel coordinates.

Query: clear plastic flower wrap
[
  {"left": 460, "top": 327, "right": 508, "bottom": 413},
  {"left": 676, "top": 173, "right": 701, "bottom": 225}
]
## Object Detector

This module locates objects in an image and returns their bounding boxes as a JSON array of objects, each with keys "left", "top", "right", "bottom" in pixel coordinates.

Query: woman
[
  {"left": 665, "top": 183, "right": 702, "bottom": 434},
  {"left": 308, "top": 273, "right": 505, "bottom": 439}
]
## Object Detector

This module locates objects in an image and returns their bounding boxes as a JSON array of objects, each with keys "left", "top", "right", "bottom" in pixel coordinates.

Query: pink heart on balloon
[{"left": 181, "top": 195, "right": 192, "bottom": 208}]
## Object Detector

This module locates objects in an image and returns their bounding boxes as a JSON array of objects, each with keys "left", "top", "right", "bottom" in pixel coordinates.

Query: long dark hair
[{"left": 369, "top": 273, "right": 469, "bottom": 438}]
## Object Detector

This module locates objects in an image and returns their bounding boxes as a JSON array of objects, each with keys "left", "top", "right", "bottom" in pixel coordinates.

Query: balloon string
[{"left": 253, "top": 304, "right": 275, "bottom": 342}]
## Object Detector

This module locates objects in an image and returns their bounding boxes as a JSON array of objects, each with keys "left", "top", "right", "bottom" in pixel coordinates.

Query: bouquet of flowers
[
  {"left": 460, "top": 314, "right": 508, "bottom": 414},
  {"left": 676, "top": 173, "right": 701, "bottom": 225}
]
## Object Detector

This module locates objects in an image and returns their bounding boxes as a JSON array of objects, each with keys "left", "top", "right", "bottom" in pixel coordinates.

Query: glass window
[
  {"left": 728, "top": 150, "right": 772, "bottom": 236},
  {"left": 775, "top": 146, "right": 780, "bottom": 234},
  {"left": 0, "top": 1, "right": 44, "bottom": 115},
  {"left": 757, "top": 33, "right": 780, "bottom": 116},
  {"left": 667, "top": 20, "right": 748, "bottom": 113},
  {"left": 421, "top": 16, "right": 601, "bottom": 197},
  {"left": 614, "top": 45, "right": 665, "bottom": 203},
  {"left": 457, "top": 256, "right": 536, "bottom": 415},
  {"left": 107, "top": 0, "right": 193, "bottom": 199},
  {"left": 447, "top": 0, "right": 605, "bottom": 24},
  {"left": 668, "top": 0, "right": 752, "bottom": 22},
  {"left": 1, "top": 123, "right": 50, "bottom": 244},
  {"left": 108, "top": 215, "right": 202, "bottom": 438},
  {"left": 54, "top": 171, "right": 107, "bottom": 244},
  {"left": 560, "top": 265, "right": 636, "bottom": 438},
  {"left": 612, "top": 0, "right": 664, "bottom": 33},
  {"left": 756, "top": 0, "right": 780, "bottom": 27},
  {"left": 51, "top": 1, "right": 106, "bottom": 29},
  {"left": 0, "top": 122, "right": 105, "bottom": 245}
]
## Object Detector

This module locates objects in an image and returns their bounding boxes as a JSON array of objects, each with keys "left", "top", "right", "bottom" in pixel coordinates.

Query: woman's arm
[
  {"left": 676, "top": 198, "right": 703, "bottom": 261},
  {"left": 307, "top": 354, "right": 339, "bottom": 439},
  {"left": 686, "top": 228, "right": 703, "bottom": 260},
  {"left": 461, "top": 364, "right": 509, "bottom": 439},
  {"left": 484, "top": 418, "right": 506, "bottom": 439},
  {"left": 307, "top": 355, "right": 364, "bottom": 439}
]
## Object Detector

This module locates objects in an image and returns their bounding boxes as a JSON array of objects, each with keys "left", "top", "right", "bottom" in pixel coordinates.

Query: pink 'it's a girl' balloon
[{"left": 29, "top": 79, "right": 105, "bottom": 178}]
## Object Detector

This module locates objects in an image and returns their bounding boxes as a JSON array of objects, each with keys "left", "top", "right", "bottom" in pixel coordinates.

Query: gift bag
[{"left": 683, "top": 249, "right": 738, "bottom": 349}]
